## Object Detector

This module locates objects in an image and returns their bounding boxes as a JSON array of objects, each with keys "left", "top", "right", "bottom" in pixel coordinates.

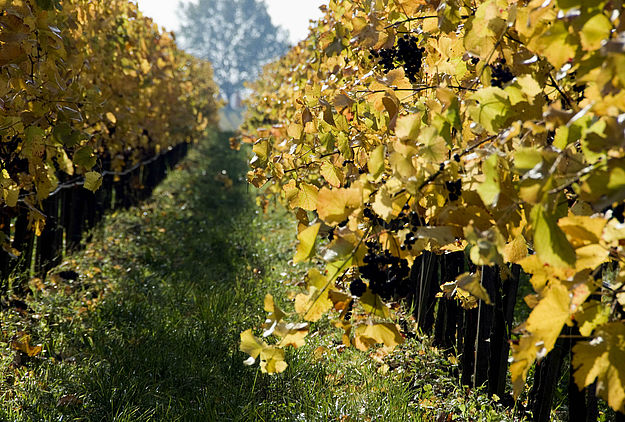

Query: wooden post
[
  {"left": 114, "top": 174, "right": 128, "bottom": 209},
  {"left": 0, "top": 213, "right": 11, "bottom": 288},
  {"left": 129, "top": 167, "right": 142, "bottom": 206},
  {"left": 528, "top": 334, "right": 566, "bottom": 422},
  {"left": 434, "top": 252, "right": 464, "bottom": 349},
  {"left": 461, "top": 307, "right": 479, "bottom": 386},
  {"left": 102, "top": 173, "right": 114, "bottom": 211},
  {"left": 488, "top": 264, "right": 520, "bottom": 397},
  {"left": 36, "top": 196, "right": 61, "bottom": 275},
  {"left": 12, "top": 209, "right": 35, "bottom": 286},
  {"left": 411, "top": 251, "right": 439, "bottom": 334},
  {"left": 83, "top": 189, "right": 97, "bottom": 231},
  {"left": 64, "top": 187, "right": 85, "bottom": 250}
]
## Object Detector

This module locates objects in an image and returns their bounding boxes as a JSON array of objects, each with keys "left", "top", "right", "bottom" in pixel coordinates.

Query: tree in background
[{"left": 178, "top": 0, "right": 289, "bottom": 110}]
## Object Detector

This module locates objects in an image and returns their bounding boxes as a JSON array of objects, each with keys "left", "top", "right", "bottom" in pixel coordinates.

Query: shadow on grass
[{"left": 58, "top": 132, "right": 294, "bottom": 421}]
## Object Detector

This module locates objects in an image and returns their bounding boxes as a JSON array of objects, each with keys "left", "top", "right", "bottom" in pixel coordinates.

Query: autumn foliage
[
  {"left": 0, "top": 0, "right": 219, "bottom": 235},
  {"left": 241, "top": 0, "right": 625, "bottom": 413}
]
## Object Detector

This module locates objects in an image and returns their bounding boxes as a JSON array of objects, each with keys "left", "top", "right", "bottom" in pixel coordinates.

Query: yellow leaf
[
  {"left": 456, "top": 272, "right": 491, "bottom": 305},
  {"left": 11, "top": 334, "right": 42, "bottom": 357},
  {"left": 511, "top": 281, "right": 576, "bottom": 398},
  {"left": 572, "top": 323, "right": 625, "bottom": 413},
  {"left": 467, "top": 87, "right": 511, "bottom": 134},
  {"left": 239, "top": 329, "right": 267, "bottom": 360},
  {"left": 372, "top": 184, "right": 395, "bottom": 222},
  {"left": 284, "top": 180, "right": 319, "bottom": 211},
  {"left": 416, "top": 226, "right": 463, "bottom": 249},
  {"left": 389, "top": 151, "right": 416, "bottom": 179},
  {"left": 395, "top": 113, "right": 421, "bottom": 141},
  {"left": 3, "top": 186, "right": 19, "bottom": 208},
  {"left": 320, "top": 161, "right": 344, "bottom": 188},
  {"left": 463, "top": 1, "right": 506, "bottom": 60},
  {"left": 476, "top": 154, "right": 500, "bottom": 206},
  {"left": 574, "top": 244, "right": 609, "bottom": 271},
  {"left": 294, "top": 269, "right": 333, "bottom": 321},
  {"left": 287, "top": 123, "right": 303, "bottom": 139},
  {"left": 368, "top": 145, "right": 385, "bottom": 179},
  {"left": 353, "top": 323, "right": 404, "bottom": 351},
  {"left": 105, "top": 112, "right": 117, "bottom": 124},
  {"left": 293, "top": 223, "right": 320, "bottom": 263},
  {"left": 559, "top": 215, "right": 607, "bottom": 248},
  {"left": 296, "top": 183, "right": 319, "bottom": 211},
  {"left": 533, "top": 20, "right": 577, "bottom": 69},
  {"left": 526, "top": 282, "right": 572, "bottom": 350},
  {"left": 260, "top": 346, "right": 288, "bottom": 373},
  {"left": 510, "top": 335, "right": 540, "bottom": 398},
  {"left": 317, "top": 186, "right": 361, "bottom": 225},
  {"left": 360, "top": 287, "right": 390, "bottom": 318},
  {"left": 276, "top": 323, "right": 308, "bottom": 348},
  {"left": 602, "top": 219, "right": 625, "bottom": 246},
  {"left": 574, "top": 301, "right": 610, "bottom": 337},
  {"left": 261, "top": 294, "right": 286, "bottom": 338},
  {"left": 503, "top": 235, "right": 528, "bottom": 264}
]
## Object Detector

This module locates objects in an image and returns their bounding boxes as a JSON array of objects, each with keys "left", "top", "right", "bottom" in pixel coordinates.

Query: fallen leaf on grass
[
  {"left": 57, "top": 394, "right": 82, "bottom": 407},
  {"left": 11, "top": 333, "right": 42, "bottom": 357}
]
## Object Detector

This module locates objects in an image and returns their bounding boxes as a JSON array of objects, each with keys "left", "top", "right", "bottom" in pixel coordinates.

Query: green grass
[{"left": 0, "top": 131, "right": 517, "bottom": 421}]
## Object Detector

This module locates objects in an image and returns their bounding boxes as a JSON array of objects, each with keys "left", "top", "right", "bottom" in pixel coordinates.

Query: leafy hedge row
[{"left": 241, "top": 0, "right": 625, "bottom": 414}]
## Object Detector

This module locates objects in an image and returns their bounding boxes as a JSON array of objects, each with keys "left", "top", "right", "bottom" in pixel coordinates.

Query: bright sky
[{"left": 134, "top": 0, "right": 326, "bottom": 44}]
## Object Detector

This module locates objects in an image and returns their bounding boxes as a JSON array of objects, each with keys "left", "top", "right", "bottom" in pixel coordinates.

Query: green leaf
[
  {"left": 368, "top": 145, "right": 385, "bottom": 179},
  {"left": 468, "top": 87, "right": 511, "bottom": 134},
  {"left": 476, "top": 154, "right": 500, "bottom": 206},
  {"left": 531, "top": 205, "right": 576, "bottom": 268},
  {"left": 580, "top": 13, "right": 612, "bottom": 51},
  {"left": 83, "top": 171, "right": 102, "bottom": 192},
  {"left": 73, "top": 146, "right": 97, "bottom": 170}
]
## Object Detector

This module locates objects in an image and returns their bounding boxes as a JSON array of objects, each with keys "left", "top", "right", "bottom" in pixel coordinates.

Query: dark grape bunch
[
  {"left": 445, "top": 179, "right": 462, "bottom": 202},
  {"left": 490, "top": 59, "right": 514, "bottom": 88},
  {"left": 358, "top": 241, "right": 411, "bottom": 300},
  {"left": 363, "top": 203, "right": 420, "bottom": 232},
  {"left": 349, "top": 278, "right": 367, "bottom": 297},
  {"left": 369, "top": 34, "right": 425, "bottom": 83}
]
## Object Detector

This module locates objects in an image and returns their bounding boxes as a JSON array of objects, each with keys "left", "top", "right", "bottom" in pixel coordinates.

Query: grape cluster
[
  {"left": 363, "top": 203, "right": 420, "bottom": 231},
  {"left": 401, "top": 231, "right": 418, "bottom": 251},
  {"left": 445, "top": 179, "right": 462, "bottom": 202},
  {"left": 369, "top": 35, "right": 425, "bottom": 83},
  {"left": 349, "top": 278, "right": 367, "bottom": 297},
  {"left": 359, "top": 241, "right": 411, "bottom": 299},
  {"left": 490, "top": 59, "right": 514, "bottom": 88}
]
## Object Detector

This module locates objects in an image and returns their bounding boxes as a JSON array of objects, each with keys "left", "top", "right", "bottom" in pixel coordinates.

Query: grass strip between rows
[{"left": 0, "top": 132, "right": 516, "bottom": 421}]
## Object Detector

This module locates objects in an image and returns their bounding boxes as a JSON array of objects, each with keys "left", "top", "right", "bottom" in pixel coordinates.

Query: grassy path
[{"left": 1, "top": 132, "right": 515, "bottom": 421}]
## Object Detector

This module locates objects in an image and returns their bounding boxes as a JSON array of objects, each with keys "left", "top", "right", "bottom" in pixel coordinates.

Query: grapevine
[
  {"left": 239, "top": 0, "right": 625, "bottom": 415},
  {"left": 0, "top": 0, "right": 219, "bottom": 236}
]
